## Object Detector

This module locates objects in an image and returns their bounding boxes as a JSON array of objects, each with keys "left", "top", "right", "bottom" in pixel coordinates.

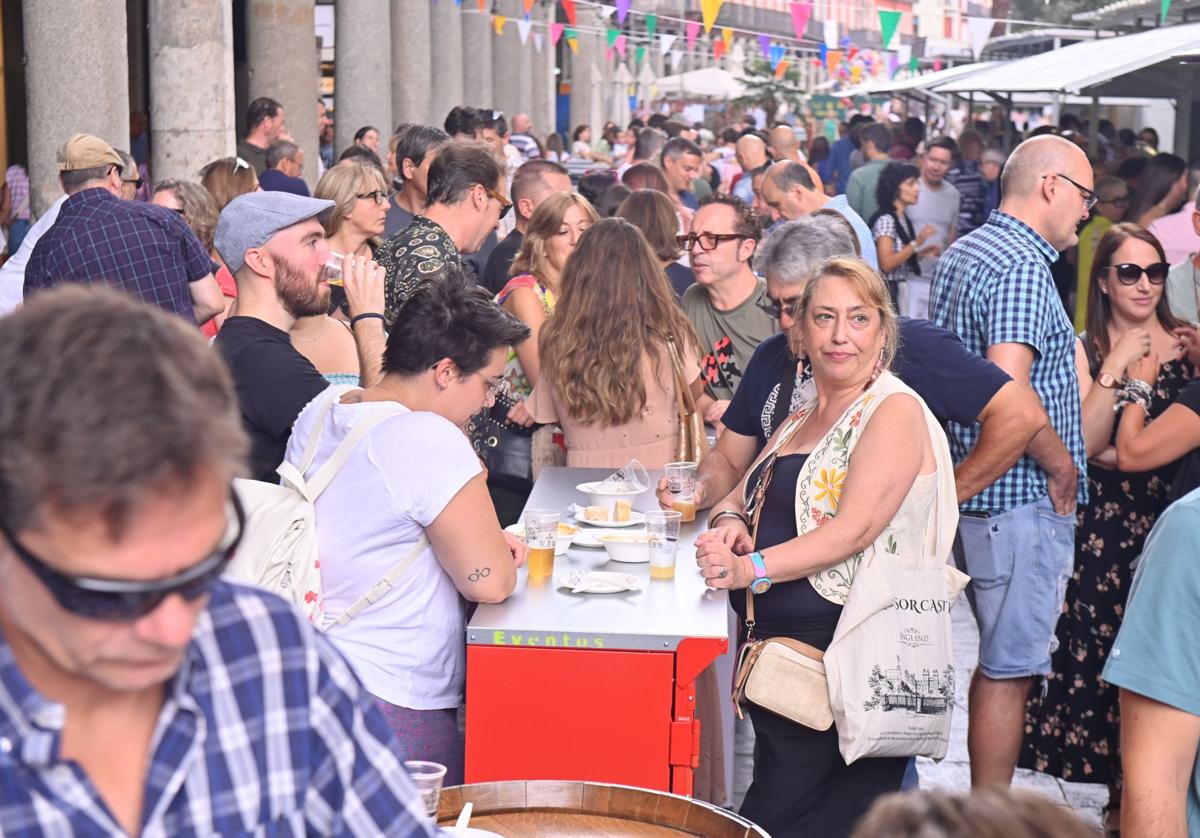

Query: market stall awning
[
  {"left": 868, "top": 62, "right": 999, "bottom": 96},
  {"left": 654, "top": 67, "right": 746, "bottom": 99},
  {"left": 935, "top": 22, "right": 1200, "bottom": 97}
]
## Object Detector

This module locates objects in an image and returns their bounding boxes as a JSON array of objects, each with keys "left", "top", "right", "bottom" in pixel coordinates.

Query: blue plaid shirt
[
  {"left": 24, "top": 188, "right": 213, "bottom": 322},
  {"left": 929, "top": 210, "right": 1086, "bottom": 513},
  {"left": 0, "top": 582, "right": 437, "bottom": 837}
]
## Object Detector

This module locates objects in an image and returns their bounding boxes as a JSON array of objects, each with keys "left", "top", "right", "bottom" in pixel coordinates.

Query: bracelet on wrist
[
  {"left": 350, "top": 312, "right": 386, "bottom": 328},
  {"left": 707, "top": 509, "right": 749, "bottom": 530}
]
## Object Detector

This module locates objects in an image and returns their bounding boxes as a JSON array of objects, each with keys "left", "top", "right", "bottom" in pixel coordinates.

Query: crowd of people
[{"left": 1, "top": 91, "right": 1200, "bottom": 838}]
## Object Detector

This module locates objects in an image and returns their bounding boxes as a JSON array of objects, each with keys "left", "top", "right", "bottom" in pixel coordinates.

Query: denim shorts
[{"left": 953, "top": 496, "right": 1075, "bottom": 679}]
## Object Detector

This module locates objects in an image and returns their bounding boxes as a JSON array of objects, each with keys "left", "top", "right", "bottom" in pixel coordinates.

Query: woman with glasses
[
  {"left": 870, "top": 162, "right": 936, "bottom": 315},
  {"left": 289, "top": 162, "right": 390, "bottom": 385},
  {"left": 531, "top": 218, "right": 704, "bottom": 468},
  {"left": 1074, "top": 175, "right": 1131, "bottom": 331},
  {"left": 1022, "top": 224, "right": 1194, "bottom": 837},
  {"left": 282, "top": 271, "right": 530, "bottom": 785}
]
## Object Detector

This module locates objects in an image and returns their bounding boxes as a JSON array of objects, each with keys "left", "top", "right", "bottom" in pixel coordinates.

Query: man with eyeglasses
[
  {"left": 1074, "top": 175, "right": 1130, "bottom": 330},
  {"left": 375, "top": 140, "right": 509, "bottom": 327},
  {"left": 929, "top": 133, "right": 1092, "bottom": 791},
  {"left": 259, "top": 139, "right": 311, "bottom": 197},
  {"left": 24, "top": 134, "right": 225, "bottom": 326},
  {"left": 0, "top": 286, "right": 437, "bottom": 836},
  {"left": 679, "top": 193, "right": 776, "bottom": 424}
]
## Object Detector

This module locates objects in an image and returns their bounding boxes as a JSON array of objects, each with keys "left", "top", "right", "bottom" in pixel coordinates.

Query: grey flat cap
[{"left": 215, "top": 191, "right": 335, "bottom": 275}]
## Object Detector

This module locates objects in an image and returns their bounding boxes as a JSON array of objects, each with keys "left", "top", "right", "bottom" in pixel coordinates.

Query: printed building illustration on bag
[{"left": 863, "top": 658, "right": 955, "bottom": 715}]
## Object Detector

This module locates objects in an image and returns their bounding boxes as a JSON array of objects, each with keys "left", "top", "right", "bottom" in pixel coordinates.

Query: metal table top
[{"left": 467, "top": 467, "right": 731, "bottom": 652}]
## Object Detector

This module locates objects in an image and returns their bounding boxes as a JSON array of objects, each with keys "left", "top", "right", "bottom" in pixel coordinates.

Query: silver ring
[{"left": 719, "top": 568, "right": 728, "bottom": 578}]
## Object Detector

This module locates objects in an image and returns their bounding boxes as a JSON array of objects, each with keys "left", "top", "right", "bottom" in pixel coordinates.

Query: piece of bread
[
  {"left": 614, "top": 500, "right": 632, "bottom": 522},
  {"left": 585, "top": 505, "right": 607, "bottom": 522}
]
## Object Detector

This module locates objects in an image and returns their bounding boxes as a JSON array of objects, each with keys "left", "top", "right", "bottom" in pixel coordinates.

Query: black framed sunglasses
[
  {"left": 356, "top": 190, "right": 388, "bottom": 206},
  {"left": 757, "top": 293, "right": 802, "bottom": 320},
  {"left": 484, "top": 185, "right": 513, "bottom": 220},
  {"left": 1106, "top": 262, "right": 1170, "bottom": 285},
  {"left": 676, "top": 232, "right": 745, "bottom": 252},
  {"left": 0, "top": 493, "right": 245, "bottom": 622}
]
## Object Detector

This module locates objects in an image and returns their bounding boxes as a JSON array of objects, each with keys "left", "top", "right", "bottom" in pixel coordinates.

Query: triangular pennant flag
[
  {"left": 605, "top": 48, "right": 613, "bottom": 62},
  {"left": 888, "top": 53, "right": 899, "bottom": 78},
  {"left": 493, "top": 15, "right": 506, "bottom": 35},
  {"left": 758, "top": 33, "right": 771, "bottom": 59},
  {"left": 909, "top": 56, "right": 918, "bottom": 72},
  {"left": 636, "top": 45, "right": 645, "bottom": 65},
  {"left": 827, "top": 48, "right": 842, "bottom": 74},
  {"left": 476, "top": 0, "right": 485, "bottom": 10},
  {"left": 522, "top": 0, "right": 535, "bottom": 13},
  {"left": 933, "top": 59, "right": 943, "bottom": 71},
  {"left": 823, "top": 20, "right": 838, "bottom": 49},
  {"left": 967, "top": 16, "right": 994, "bottom": 59},
  {"left": 721, "top": 27, "right": 733, "bottom": 53},
  {"left": 686, "top": 20, "right": 701, "bottom": 50},
  {"left": 896, "top": 43, "right": 911, "bottom": 67},
  {"left": 534, "top": 32, "right": 543, "bottom": 52},
  {"left": 646, "top": 14, "right": 657, "bottom": 40},
  {"left": 769, "top": 44, "right": 785, "bottom": 70},
  {"left": 616, "top": 0, "right": 631, "bottom": 24},
  {"left": 819, "top": 42, "right": 827, "bottom": 66},
  {"left": 774, "top": 59, "right": 789, "bottom": 80},
  {"left": 851, "top": 64, "right": 862, "bottom": 83},
  {"left": 660, "top": 33, "right": 677, "bottom": 54},
  {"left": 669, "top": 48, "right": 684, "bottom": 70},
  {"left": 517, "top": 17, "right": 532, "bottom": 44},
  {"left": 847, "top": 46, "right": 859, "bottom": 61},
  {"left": 878, "top": 10, "right": 902, "bottom": 50},
  {"left": 597, "top": 5, "right": 617, "bottom": 19},
  {"left": 567, "top": 36, "right": 579, "bottom": 54},
  {"left": 615, "top": 34, "right": 627, "bottom": 57},
  {"left": 789, "top": 2, "right": 812, "bottom": 41},
  {"left": 713, "top": 38, "right": 726, "bottom": 59},
  {"left": 701, "top": 0, "right": 723, "bottom": 34},
  {"left": 606, "top": 28, "right": 619, "bottom": 48},
  {"left": 1162, "top": 0, "right": 1172, "bottom": 21},
  {"left": 455, "top": 0, "right": 461, "bottom": 6},
  {"left": 550, "top": 22, "right": 565, "bottom": 45},
  {"left": 561, "top": 0, "right": 576, "bottom": 26}
]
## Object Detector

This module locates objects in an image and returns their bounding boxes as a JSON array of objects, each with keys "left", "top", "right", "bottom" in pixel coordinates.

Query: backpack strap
[
  {"left": 276, "top": 391, "right": 340, "bottom": 491},
  {"left": 324, "top": 533, "right": 431, "bottom": 629}
]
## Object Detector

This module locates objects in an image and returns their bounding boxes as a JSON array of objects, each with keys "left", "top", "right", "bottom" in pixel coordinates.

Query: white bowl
[
  {"left": 505, "top": 522, "right": 578, "bottom": 556},
  {"left": 576, "top": 480, "right": 647, "bottom": 516},
  {"left": 600, "top": 533, "right": 652, "bottom": 563}
]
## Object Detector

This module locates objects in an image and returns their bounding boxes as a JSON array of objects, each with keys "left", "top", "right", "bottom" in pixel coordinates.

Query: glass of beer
[
  {"left": 322, "top": 251, "right": 345, "bottom": 286},
  {"left": 646, "top": 510, "right": 683, "bottom": 579},
  {"left": 523, "top": 509, "right": 559, "bottom": 578},
  {"left": 665, "top": 462, "right": 698, "bottom": 522}
]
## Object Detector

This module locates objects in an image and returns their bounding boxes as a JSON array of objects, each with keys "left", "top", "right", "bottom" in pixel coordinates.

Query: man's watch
[
  {"left": 1096, "top": 372, "right": 1119, "bottom": 389},
  {"left": 748, "top": 551, "right": 772, "bottom": 594}
]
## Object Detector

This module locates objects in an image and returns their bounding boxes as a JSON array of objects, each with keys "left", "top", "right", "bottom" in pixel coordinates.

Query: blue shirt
[
  {"left": 0, "top": 582, "right": 437, "bottom": 836},
  {"left": 929, "top": 210, "right": 1086, "bottom": 513},
  {"left": 825, "top": 194, "right": 879, "bottom": 270},
  {"left": 259, "top": 168, "right": 312, "bottom": 197},
  {"left": 828, "top": 137, "right": 856, "bottom": 195},
  {"left": 723, "top": 318, "right": 1011, "bottom": 450},
  {"left": 1103, "top": 490, "right": 1200, "bottom": 836}
]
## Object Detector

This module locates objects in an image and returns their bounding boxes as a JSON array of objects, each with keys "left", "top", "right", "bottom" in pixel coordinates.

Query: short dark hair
[
  {"left": 511, "top": 158, "right": 570, "bottom": 205},
  {"left": 337, "top": 145, "right": 385, "bottom": 174},
  {"left": 647, "top": 114, "right": 669, "bottom": 130},
  {"left": 633, "top": 127, "right": 667, "bottom": 161},
  {"left": 661, "top": 137, "right": 702, "bottom": 165},
  {"left": 444, "top": 106, "right": 484, "bottom": 138},
  {"left": 926, "top": 135, "right": 958, "bottom": 157},
  {"left": 0, "top": 286, "right": 247, "bottom": 536},
  {"left": 354, "top": 125, "right": 379, "bottom": 143},
  {"left": 425, "top": 139, "right": 505, "bottom": 206},
  {"left": 485, "top": 110, "right": 508, "bottom": 137},
  {"left": 265, "top": 139, "right": 300, "bottom": 169},
  {"left": 383, "top": 268, "right": 530, "bottom": 377},
  {"left": 860, "top": 123, "right": 893, "bottom": 153},
  {"left": 572, "top": 124, "right": 590, "bottom": 142},
  {"left": 245, "top": 97, "right": 282, "bottom": 132},
  {"left": 770, "top": 161, "right": 815, "bottom": 192},
  {"left": 698, "top": 193, "right": 763, "bottom": 243},
  {"left": 60, "top": 164, "right": 118, "bottom": 193},
  {"left": 596, "top": 183, "right": 632, "bottom": 218},
  {"left": 663, "top": 121, "right": 690, "bottom": 139},
  {"left": 394, "top": 124, "right": 450, "bottom": 184},
  {"left": 875, "top": 162, "right": 921, "bottom": 214},
  {"left": 577, "top": 170, "right": 618, "bottom": 206}
]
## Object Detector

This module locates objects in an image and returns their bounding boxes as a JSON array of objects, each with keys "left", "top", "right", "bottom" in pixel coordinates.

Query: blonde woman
[
  {"left": 199, "top": 157, "right": 259, "bottom": 211},
  {"left": 290, "top": 162, "right": 389, "bottom": 385},
  {"left": 153, "top": 180, "right": 235, "bottom": 337},
  {"left": 530, "top": 218, "right": 705, "bottom": 468}
]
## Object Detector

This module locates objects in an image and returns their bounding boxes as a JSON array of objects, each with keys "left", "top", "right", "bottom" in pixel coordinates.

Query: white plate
[
  {"left": 555, "top": 570, "right": 642, "bottom": 593},
  {"left": 573, "top": 509, "right": 646, "bottom": 528},
  {"left": 571, "top": 527, "right": 646, "bottom": 548},
  {"left": 504, "top": 522, "right": 575, "bottom": 556}
]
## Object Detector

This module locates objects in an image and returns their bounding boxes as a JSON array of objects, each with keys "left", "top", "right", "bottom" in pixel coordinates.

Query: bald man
[
  {"left": 929, "top": 135, "right": 1092, "bottom": 789},
  {"left": 759, "top": 160, "right": 878, "bottom": 269},
  {"left": 732, "top": 134, "right": 770, "bottom": 205},
  {"left": 768, "top": 124, "right": 824, "bottom": 194}
]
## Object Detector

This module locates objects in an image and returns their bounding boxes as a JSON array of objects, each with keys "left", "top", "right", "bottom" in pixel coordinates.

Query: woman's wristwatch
[
  {"left": 708, "top": 509, "right": 749, "bottom": 530},
  {"left": 748, "top": 552, "right": 773, "bottom": 594}
]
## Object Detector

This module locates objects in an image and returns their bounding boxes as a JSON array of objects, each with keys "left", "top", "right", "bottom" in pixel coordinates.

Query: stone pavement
[{"left": 731, "top": 595, "right": 1108, "bottom": 829}]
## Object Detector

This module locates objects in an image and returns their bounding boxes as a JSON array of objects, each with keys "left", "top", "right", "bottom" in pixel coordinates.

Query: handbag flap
[
  {"left": 744, "top": 640, "right": 834, "bottom": 730},
  {"left": 760, "top": 637, "right": 826, "bottom": 665}
]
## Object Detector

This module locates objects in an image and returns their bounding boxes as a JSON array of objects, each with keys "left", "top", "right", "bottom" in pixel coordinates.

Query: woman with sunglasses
[
  {"left": 282, "top": 270, "right": 530, "bottom": 784},
  {"left": 288, "top": 162, "right": 391, "bottom": 385},
  {"left": 1022, "top": 224, "right": 1194, "bottom": 836}
]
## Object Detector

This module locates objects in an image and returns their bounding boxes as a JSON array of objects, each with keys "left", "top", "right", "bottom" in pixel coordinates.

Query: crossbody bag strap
[
  {"left": 665, "top": 335, "right": 696, "bottom": 418},
  {"left": 326, "top": 534, "right": 431, "bottom": 629}
]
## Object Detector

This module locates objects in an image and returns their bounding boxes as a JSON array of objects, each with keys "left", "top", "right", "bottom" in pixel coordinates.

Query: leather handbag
[
  {"left": 729, "top": 412, "right": 834, "bottom": 730},
  {"left": 665, "top": 334, "right": 709, "bottom": 464},
  {"left": 467, "top": 390, "right": 535, "bottom": 484}
]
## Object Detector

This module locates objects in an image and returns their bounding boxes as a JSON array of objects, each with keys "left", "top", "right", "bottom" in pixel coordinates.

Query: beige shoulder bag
[{"left": 729, "top": 413, "right": 834, "bottom": 730}]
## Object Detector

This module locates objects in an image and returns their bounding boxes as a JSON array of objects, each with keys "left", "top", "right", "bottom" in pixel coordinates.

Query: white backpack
[{"left": 226, "top": 394, "right": 428, "bottom": 630}]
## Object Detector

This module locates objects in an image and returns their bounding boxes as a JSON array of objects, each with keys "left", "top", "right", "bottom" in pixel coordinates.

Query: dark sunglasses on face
[
  {"left": 676, "top": 232, "right": 745, "bottom": 252},
  {"left": 0, "top": 493, "right": 245, "bottom": 622},
  {"left": 483, "top": 185, "right": 513, "bottom": 220},
  {"left": 1105, "top": 262, "right": 1170, "bottom": 285},
  {"left": 757, "top": 294, "right": 802, "bottom": 320}
]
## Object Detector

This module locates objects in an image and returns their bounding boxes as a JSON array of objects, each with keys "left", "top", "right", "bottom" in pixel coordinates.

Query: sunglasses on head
[
  {"left": 0, "top": 494, "right": 244, "bottom": 622},
  {"left": 1105, "top": 262, "right": 1170, "bottom": 285}
]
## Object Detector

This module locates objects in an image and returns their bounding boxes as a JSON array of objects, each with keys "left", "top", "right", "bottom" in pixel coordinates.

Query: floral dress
[{"left": 1020, "top": 357, "right": 1193, "bottom": 787}]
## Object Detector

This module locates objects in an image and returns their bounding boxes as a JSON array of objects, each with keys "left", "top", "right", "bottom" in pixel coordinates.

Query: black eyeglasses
[
  {"left": 356, "top": 190, "right": 388, "bottom": 206},
  {"left": 757, "top": 294, "right": 802, "bottom": 320},
  {"left": 677, "top": 232, "right": 745, "bottom": 252},
  {"left": 0, "top": 493, "right": 244, "bottom": 622},
  {"left": 124, "top": 177, "right": 144, "bottom": 189},
  {"left": 1043, "top": 172, "right": 1098, "bottom": 212},
  {"left": 1098, "top": 194, "right": 1130, "bottom": 207},
  {"left": 484, "top": 185, "right": 513, "bottom": 220},
  {"left": 1105, "top": 262, "right": 1170, "bottom": 285}
]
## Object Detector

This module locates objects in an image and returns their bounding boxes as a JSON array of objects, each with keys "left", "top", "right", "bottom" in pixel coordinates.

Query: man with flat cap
[
  {"left": 24, "top": 133, "right": 224, "bottom": 324},
  {"left": 213, "top": 191, "right": 387, "bottom": 481}
]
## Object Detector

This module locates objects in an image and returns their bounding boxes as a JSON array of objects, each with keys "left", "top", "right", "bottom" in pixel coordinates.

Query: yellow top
[{"left": 1075, "top": 216, "right": 1113, "bottom": 332}]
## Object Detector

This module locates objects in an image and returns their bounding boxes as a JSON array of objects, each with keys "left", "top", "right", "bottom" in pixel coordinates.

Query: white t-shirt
[
  {"left": 907, "top": 179, "right": 961, "bottom": 278},
  {"left": 0, "top": 194, "right": 67, "bottom": 315},
  {"left": 284, "top": 386, "right": 483, "bottom": 710}
]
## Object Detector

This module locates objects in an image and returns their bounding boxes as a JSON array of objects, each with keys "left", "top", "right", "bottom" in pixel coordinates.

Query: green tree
[{"left": 734, "top": 57, "right": 805, "bottom": 115}]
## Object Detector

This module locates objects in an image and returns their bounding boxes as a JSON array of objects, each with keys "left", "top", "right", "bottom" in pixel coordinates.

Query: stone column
[
  {"left": 462, "top": 8, "right": 494, "bottom": 111},
  {"left": 515, "top": 17, "right": 534, "bottom": 118},
  {"left": 22, "top": 0, "right": 130, "bottom": 215},
  {"left": 246, "top": 0, "right": 320, "bottom": 185},
  {"left": 148, "top": 0, "right": 236, "bottom": 184},
  {"left": 429, "top": 0, "right": 465, "bottom": 129},
  {"left": 568, "top": 22, "right": 598, "bottom": 134},
  {"left": 491, "top": 0, "right": 522, "bottom": 117},
  {"left": 391, "top": 0, "right": 432, "bottom": 126},
  {"left": 530, "top": 3, "right": 557, "bottom": 139},
  {"left": 335, "top": 0, "right": 393, "bottom": 157}
]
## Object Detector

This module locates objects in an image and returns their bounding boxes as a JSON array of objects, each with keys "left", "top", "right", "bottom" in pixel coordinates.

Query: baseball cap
[
  {"left": 57, "top": 133, "right": 123, "bottom": 172},
  {"left": 214, "top": 191, "right": 335, "bottom": 275}
]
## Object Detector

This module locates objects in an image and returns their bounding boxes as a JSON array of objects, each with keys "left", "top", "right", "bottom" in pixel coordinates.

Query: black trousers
[{"left": 739, "top": 704, "right": 907, "bottom": 838}]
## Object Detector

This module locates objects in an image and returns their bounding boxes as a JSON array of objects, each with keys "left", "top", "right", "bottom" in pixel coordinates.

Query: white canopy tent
[{"left": 654, "top": 67, "right": 747, "bottom": 100}]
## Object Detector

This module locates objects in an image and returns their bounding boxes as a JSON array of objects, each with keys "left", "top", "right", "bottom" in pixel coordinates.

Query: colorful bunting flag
[
  {"left": 966, "top": 16, "right": 994, "bottom": 59},
  {"left": 789, "top": 2, "right": 812, "bottom": 41},
  {"left": 517, "top": 17, "right": 532, "bottom": 44},
  {"left": 1162, "top": 0, "right": 1172, "bottom": 22},
  {"left": 822, "top": 20, "right": 838, "bottom": 49},
  {"left": 522, "top": 0, "right": 534, "bottom": 13},
  {"left": 721, "top": 27, "right": 733, "bottom": 53},
  {"left": 774, "top": 59, "right": 790, "bottom": 80},
  {"left": 616, "top": 0, "right": 631, "bottom": 24},
  {"left": 646, "top": 14, "right": 657, "bottom": 41},
  {"left": 492, "top": 15, "right": 506, "bottom": 35},
  {"left": 847, "top": 46, "right": 859, "bottom": 61},
  {"left": 700, "top": 0, "right": 723, "bottom": 34},
  {"left": 827, "top": 48, "right": 842, "bottom": 73},
  {"left": 933, "top": 59, "right": 943, "bottom": 71},
  {"left": 550, "top": 22, "right": 565, "bottom": 45},
  {"left": 758, "top": 33, "right": 771, "bottom": 59},
  {"left": 819, "top": 42, "right": 827, "bottom": 65},
  {"left": 561, "top": 0, "right": 576, "bottom": 27},
  {"left": 670, "top": 49, "right": 684, "bottom": 70},
  {"left": 636, "top": 45, "right": 645, "bottom": 65},
  {"left": 909, "top": 56, "right": 918, "bottom": 72},
  {"left": 605, "top": 48, "right": 613, "bottom": 62},
  {"left": 851, "top": 64, "right": 862, "bottom": 83},
  {"left": 713, "top": 38, "right": 726, "bottom": 59},
  {"left": 597, "top": 5, "right": 617, "bottom": 19},
  {"left": 606, "top": 28, "right": 619, "bottom": 48},
  {"left": 475, "top": 0, "right": 485, "bottom": 9},
  {"left": 686, "top": 20, "right": 701, "bottom": 50},
  {"left": 888, "top": 53, "right": 899, "bottom": 78},
  {"left": 660, "top": 33, "right": 677, "bottom": 54},
  {"left": 769, "top": 44, "right": 785, "bottom": 69},
  {"left": 615, "top": 34, "right": 628, "bottom": 58},
  {"left": 567, "top": 36, "right": 579, "bottom": 54},
  {"left": 878, "top": 10, "right": 902, "bottom": 50}
]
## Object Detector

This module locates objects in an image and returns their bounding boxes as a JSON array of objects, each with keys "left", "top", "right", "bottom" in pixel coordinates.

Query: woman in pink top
[{"left": 531, "top": 218, "right": 704, "bottom": 468}]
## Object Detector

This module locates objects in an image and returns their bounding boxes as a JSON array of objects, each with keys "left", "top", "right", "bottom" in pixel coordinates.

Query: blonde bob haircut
[
  {"left": 313, "top": 161, "right": 390, "bottom": 238},
  {"left": 510, "top": 191, "right": 600, "bottom": 280},
  {"left": 796, "top": 257, "right": 899, "bottom": 370}
]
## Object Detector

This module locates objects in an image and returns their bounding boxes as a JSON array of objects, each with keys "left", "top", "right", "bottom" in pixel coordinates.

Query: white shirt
[
  {"left": 0, "top": 194, "right": 67, "bottom": 315},
  {"left": 907, "top": 179, "right": 961, "bottom": 278},
  {"left": 284, "top": 386, "right": 483, "bottom": 709}
]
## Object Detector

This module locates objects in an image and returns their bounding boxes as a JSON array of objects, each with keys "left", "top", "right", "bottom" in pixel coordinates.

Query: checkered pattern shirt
[
  {"left": 929, "top": 210, "right": 1087, "bottom": 513},
  {"left": 4, "top": 166, "right": 30, "bottom": 221},
  {"left": 0, "top": 582, "right": 437, "bottom": 837},
  {"left": 24, "top": 188, "right": 212, "bottom": 322}
]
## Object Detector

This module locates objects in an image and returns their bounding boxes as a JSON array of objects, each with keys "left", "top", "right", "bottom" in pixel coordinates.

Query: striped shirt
[
  {"left": 4, "top": 166, "right": 30, "bottom": 221},
  {"left": 0, "top": 582, "right": 437, "bottom": 837},
  {"left": 929, "top": 210, "right": 1086, "bottom": 513}
]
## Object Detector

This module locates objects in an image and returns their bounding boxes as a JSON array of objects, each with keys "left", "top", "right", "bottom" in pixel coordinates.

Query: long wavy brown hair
[
  {"left": 510, "top": 191, "right": 600, "bottom": 281},
  {"left": 539, "top": 218, "right": 700, "bottom": 426}
]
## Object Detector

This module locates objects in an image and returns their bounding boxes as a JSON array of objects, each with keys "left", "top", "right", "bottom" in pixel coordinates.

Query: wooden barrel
[{"left": 436, "top": 781, "right": 770, "bottom": 837}]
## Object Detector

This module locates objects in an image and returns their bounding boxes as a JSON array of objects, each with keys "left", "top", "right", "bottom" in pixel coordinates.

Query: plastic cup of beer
[
  {"left": 665, "top": 462, "right": 698, "bottom": 522},
  {"left": 646, "top": 510, "right": 683, "bottom": 579},
  {"left": 322, "top": 251, "right": 345, "bottom": 286},
  {"left": 403, "top": 760, "right": 447, "bottom": 816},
  {"left": 523, "top": 508, "right": 559, "bottom": 578}
]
